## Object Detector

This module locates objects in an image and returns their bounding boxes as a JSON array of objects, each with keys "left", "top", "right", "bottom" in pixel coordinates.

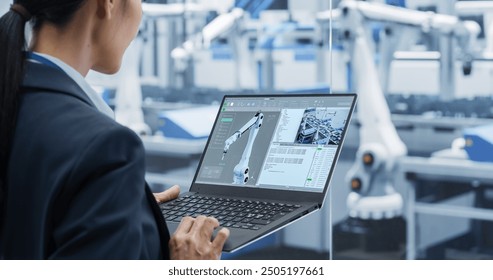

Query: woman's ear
[{"left": 96, "top": 0, "right": 115, "bottom": 20}]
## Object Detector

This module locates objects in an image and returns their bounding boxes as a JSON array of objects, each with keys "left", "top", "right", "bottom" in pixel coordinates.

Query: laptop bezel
[{"left": 190, "top": 93, "right": 357, "bottom": 206}]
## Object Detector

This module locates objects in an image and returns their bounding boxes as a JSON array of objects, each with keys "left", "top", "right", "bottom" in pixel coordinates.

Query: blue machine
[
  {"left": 158, "top": 106, "right": 219, "bottom": 140},
  {"left": 235, "top": 0, "right": 277, "bottom": 19},
  {"left": 464, "top": 124, "right": 493, "bottom": 163},
  {"left": 386, "top": 0, "right": 406, "bottom": 7}
]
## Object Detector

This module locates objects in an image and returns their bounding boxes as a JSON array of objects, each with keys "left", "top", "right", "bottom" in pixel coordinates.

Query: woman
[{"left": 0, "top": 0, "right": 229, "bottom": 259}]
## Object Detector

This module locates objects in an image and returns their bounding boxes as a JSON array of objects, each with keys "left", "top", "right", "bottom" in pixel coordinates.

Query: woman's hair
[{"left": 0, "top": 0, "right": 87, "bottom": 224}]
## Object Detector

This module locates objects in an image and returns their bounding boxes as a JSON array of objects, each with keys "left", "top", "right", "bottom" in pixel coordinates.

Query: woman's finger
[
  {"left": 153, "top": 185, "right": 180, "bottom": 203},
  {"left": 174, "top": 216, "right": 195, "bottom": 234}
]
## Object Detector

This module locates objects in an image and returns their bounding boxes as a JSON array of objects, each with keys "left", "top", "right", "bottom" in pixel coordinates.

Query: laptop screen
[{"left": 194, "top": 95, "right": 355, "bottom": 193}]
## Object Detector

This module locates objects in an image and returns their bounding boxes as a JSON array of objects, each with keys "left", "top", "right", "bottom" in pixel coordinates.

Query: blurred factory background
[{"left": 6, "top": 0, "right": 493, "bottom": 259}]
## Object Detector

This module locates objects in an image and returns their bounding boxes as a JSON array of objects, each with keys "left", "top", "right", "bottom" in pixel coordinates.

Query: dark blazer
[{"left": 1, "top": 61, "right": 170, "bottom": 259}]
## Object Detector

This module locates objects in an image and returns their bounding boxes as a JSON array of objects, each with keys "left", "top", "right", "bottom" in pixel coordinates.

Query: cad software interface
[{"left": 195, "top": 95, "right": 353, "bottom": 193}]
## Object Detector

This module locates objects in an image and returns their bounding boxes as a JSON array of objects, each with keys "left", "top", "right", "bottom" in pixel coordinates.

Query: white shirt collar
[{"left": 30, "top": 52, "right": 115, "bottom": 119}]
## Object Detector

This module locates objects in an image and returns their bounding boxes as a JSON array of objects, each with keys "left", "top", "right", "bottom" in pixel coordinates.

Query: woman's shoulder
[{"left": 17, "top": 88, "right": 143, "bottom": 154}]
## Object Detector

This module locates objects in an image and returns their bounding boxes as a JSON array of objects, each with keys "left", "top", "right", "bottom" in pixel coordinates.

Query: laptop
[{"left": 159, "top": 93, "right": 357, "bottom": 252}]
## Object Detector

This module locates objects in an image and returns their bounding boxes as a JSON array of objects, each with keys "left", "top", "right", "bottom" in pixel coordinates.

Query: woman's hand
[
  {"left": 169, "top": 216, "right": 230, "bottom": 260},
  {"left": 153, "top": 185, "right": 180, "bottom": 203},
  {"left": 154, "top": 185, "right": 230, "bottom": 259}
]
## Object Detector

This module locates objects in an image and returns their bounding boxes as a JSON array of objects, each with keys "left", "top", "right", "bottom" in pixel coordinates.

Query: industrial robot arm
[
  {"left": 171, "top": 8, "right": 245, "bottom": 72},
  {"left": 142, "top": 3, "right": 205, "bottom": 17},
  {"left": 317, "top": 0, "right": 480, "bottom": 219},
  {"left": 345, "top": 0, "right": 479, "bottom": 74},
  {"left": 115, "top": 35, "right": 151, "bottom": 136},
  {"left": 114, "top": 3, "right": 210, "bottom": 135},
  {"left": 456, "top": 1, "right": 493, "bottom": 56},
  {"left": 223, "top": 111, "right": 264, "bottom": 185},
  {"left": 114, "top": 4, "right": 246, "bottom": 134},
  {"left": 319, "top": 1, "right": 480, "bottom": 75}
]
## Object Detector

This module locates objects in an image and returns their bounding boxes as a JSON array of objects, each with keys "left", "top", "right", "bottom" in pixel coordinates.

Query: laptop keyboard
[{"left": 159, "top": 194, "right": 301, "bottom": 230}]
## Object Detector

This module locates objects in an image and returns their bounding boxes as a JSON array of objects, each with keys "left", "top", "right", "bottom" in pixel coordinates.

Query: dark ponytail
[
  {"left": 0, "top": 4, "right": 30, "bottom": 222},
  {"left": 0, "top": 0, "right": 88, "bottom": 228}
]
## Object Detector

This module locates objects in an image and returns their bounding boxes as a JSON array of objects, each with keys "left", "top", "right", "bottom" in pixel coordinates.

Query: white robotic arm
[
  {"left": 338, "top": 1, "right": 406, "bottom": 219},
  {"left": 223, "top": 111, "right": 264, "bottom": 184},
  {"left": 456, "top": 1, "right": 493, "bottom": 55},
  {"left": 171, "top": 8, "right": 245, "bottom": 72},
  {"left": 115, "top": 36, "right": 151, "bottom": 136},
  {"left": 114, "top": 3, "right": 210, "bottom": 135},
  {"left": 114, "top": 3, "right": 246, "bottom": 135},
  {"left": 142, "top": 3, "right": 205, "bottom": 17},
  {"left": 344, "top": 1, "right": 480, "bottom": 74},
  {"left": 318, "top": 0, "right": 480, "bottom": 219}
]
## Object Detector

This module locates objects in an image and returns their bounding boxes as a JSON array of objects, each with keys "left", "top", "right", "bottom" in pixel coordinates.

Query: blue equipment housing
[{"left": 464, "top": 124, "right": 493, "bottom": 163}]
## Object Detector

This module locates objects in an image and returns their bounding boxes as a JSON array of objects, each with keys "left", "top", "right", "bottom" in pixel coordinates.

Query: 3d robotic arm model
[
  {"left": 318, "top": 0, "right": 480, "bottom": 220},
  {"left": 223, "top": 111, "right": 264, "bottom": 185}
]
